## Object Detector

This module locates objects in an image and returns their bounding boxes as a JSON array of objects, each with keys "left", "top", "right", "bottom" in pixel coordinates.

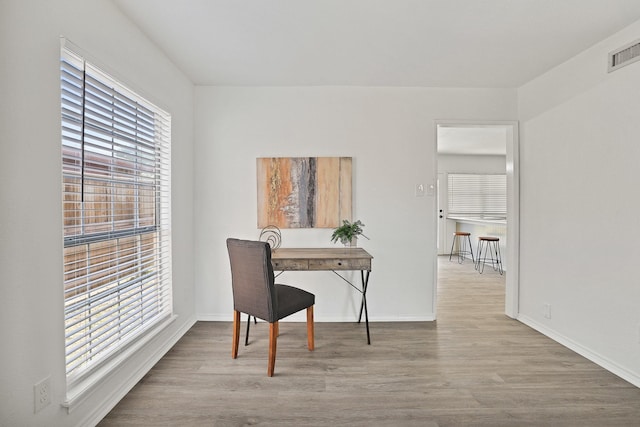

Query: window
[
  {"left": 61, "top": 46, "right": 172, "bottom": 385},
  {"left": 447, "top": 173, "right": 506, "bottom": 218}
]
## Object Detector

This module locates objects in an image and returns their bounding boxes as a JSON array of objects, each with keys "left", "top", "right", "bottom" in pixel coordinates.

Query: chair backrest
[{"left": 226, "top": 238, "right": 278, "bottom": 322}]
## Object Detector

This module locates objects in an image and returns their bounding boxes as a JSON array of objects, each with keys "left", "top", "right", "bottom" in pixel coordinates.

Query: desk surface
[{"left": 271, "top": 247, "right": 373, "bottom": 271}]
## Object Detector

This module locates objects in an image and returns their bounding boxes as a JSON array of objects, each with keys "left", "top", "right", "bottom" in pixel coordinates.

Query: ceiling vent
[{"left": 608, "top": 38, "right": 640, "bottom": 73}]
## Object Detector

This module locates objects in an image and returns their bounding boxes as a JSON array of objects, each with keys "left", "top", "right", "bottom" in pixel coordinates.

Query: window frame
[{"left": 61, "top": 42, "right": 173, "bottom": 396}]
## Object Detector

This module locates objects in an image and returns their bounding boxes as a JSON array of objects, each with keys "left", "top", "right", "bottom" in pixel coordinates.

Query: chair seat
[{"left": 276, "top": 284, "right": 315, "bottom": 320}]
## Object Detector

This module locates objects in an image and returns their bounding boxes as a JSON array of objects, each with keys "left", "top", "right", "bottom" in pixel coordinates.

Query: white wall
[
  {"left": 0, "top": 1, "right": 195, "bottom": 426},
  {"left": 518, "top": 19, "right": 640, "bottom": 386},
  {"left": 194, "top": 86, "right": 516, "bottom": 323}
]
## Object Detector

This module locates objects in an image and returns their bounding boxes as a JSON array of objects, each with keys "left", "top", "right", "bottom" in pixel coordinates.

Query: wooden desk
[{"left": 271, "top": 247, "right": 373, "bottom": 344}]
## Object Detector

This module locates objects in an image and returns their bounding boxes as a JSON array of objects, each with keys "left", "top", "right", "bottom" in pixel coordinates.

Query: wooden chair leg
[
  {"left": 268, "top": 321, "right": 278, "bottom": 377},
  {"left": 307, "top": 306, "right": 314, "bottom": 351},
  {"left": 232, "top": 310, "right": 240, "bottom": 359}
]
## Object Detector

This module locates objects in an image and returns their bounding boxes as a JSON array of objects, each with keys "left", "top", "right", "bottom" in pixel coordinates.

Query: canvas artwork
[{"left": 257, "top": 157, "right": 352, "bottom": 228}]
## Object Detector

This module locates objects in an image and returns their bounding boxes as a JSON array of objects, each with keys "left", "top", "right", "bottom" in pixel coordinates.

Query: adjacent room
[{"left": 2, "top": 1, "right": 640, "bottom": 426}]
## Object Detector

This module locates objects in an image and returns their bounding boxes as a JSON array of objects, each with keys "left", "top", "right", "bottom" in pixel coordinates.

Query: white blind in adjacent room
[{"left": 447, "top": 173, "right": 506, "bottom": 218}]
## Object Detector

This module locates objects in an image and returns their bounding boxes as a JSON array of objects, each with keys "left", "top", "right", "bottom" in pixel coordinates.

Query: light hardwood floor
[{"left": 99, "top": 257, "right": 640, "bottom": 426}]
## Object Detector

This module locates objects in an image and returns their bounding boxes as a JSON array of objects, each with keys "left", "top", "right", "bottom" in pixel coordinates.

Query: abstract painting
[{"left": 257, "top": 157, "right": 352, "bottom": 228}]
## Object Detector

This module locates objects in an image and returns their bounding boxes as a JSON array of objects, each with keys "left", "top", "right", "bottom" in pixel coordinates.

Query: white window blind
[
  {"left": 61, "top": 47, "right": 172, "bottom": 384},
  {"left": 447, "top": 173, "right": 506, "bottom": 218}
]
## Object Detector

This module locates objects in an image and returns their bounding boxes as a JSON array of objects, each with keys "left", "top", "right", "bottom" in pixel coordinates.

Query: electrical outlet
[
  {"left": 543, "top": 303, "right": 551, "bottom": 319},
  {"left": 34, "top": 376, "right": 51, "bottom": 413}
]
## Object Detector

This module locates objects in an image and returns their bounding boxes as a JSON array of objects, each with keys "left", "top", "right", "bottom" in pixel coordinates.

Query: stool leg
[
  {"left": 449, "top": 235, "right": 456, "bottom": 262},
  {"left": 488, "top": 241, "right": 496, "bottom": 271},
  {"left": 495, "top": 241, "right": 503, "bottom": 275},
  {"left": 477, "top": 240, "right": 488, "bottom": 274},
  {"left": 490, "top": 241, "right": 497, "bottom": 271},
  {"left": 457, "top": 236, "right": 465, "bottom": 264},
  {"left": 467, "top": 234, "right": 475, "bottom": 263},
  {"left": 475, "top": 240, "right": 482, "bottom": 271},
  {"left": 488, "top": 241, "right": 500, "bottom": 274}
]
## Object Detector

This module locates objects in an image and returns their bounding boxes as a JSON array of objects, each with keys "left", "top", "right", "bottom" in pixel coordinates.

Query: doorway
[{"left": 434, "top": 121, "right": 519, "bottom": 318}]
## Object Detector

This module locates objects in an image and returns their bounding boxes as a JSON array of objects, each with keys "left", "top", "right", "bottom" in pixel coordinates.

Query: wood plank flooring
[{"left": 98, "top": 257, "right": 640, "bottom": 426}]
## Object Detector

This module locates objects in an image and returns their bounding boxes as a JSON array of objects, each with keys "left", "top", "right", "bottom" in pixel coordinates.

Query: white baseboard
[{"left": 518, "top": 314, "right": 640, "bottom": 388}]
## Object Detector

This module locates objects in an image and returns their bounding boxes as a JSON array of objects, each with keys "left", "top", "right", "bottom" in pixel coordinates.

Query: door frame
[
  {"left": 433, "top": 120, "right": 520, "bottom": 318},
  {"left": 436, "top": 172, "right": 448, "bottom": 255}
]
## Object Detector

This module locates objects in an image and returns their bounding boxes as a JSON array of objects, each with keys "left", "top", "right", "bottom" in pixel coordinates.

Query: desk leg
[{"left": 357, "top": 270, "right": 371, "bottom": 345}]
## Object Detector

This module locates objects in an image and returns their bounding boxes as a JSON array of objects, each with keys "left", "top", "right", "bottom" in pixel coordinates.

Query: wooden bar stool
[
  {"left": 475, "top": 236, "right": 503, "bottom": 275},
  {"left": 449, "top": 231, "right": 474, "bottom": 264}
]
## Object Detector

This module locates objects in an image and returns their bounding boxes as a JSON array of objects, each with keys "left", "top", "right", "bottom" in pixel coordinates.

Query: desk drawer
[
  {"left": 308, "top": 258, "right": 371, "bottom": 271},
  {"left": 272, "top": 259, "right": 309, "bottom": 270}
]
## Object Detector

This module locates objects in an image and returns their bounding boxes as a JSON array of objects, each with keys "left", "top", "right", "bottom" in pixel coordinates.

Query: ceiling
[{"left": 113, "top": 0, "right": 640, "bottom": 87}]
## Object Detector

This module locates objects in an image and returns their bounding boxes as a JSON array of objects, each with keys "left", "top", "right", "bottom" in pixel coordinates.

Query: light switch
[{"left": 415, "top": 184, "right": 425, "bottom": 197}]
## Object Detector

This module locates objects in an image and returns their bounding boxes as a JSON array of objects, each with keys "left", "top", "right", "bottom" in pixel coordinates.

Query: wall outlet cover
[{"left": 34, "top": 376, "right": 51, "bottom": 413}]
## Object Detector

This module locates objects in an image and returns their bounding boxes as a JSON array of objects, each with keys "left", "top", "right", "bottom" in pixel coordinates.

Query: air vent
[{"left": 608, "top": 38, "right": 640, "bottom": 73}]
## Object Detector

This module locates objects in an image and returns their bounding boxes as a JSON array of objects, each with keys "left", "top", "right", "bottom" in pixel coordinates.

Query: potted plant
[{"left": 330, "top": 219, "right": 369, "bottom": 246}]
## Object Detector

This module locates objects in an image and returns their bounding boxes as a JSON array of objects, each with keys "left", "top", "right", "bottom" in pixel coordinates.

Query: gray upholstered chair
[{"left": 226, "top": 238, "right": 315, "bottom": 376}]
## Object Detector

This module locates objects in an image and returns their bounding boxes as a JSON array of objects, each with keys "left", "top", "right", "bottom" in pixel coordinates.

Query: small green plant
[{"left": 330, "top": 219, "right": 369, "bottom": 245}]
